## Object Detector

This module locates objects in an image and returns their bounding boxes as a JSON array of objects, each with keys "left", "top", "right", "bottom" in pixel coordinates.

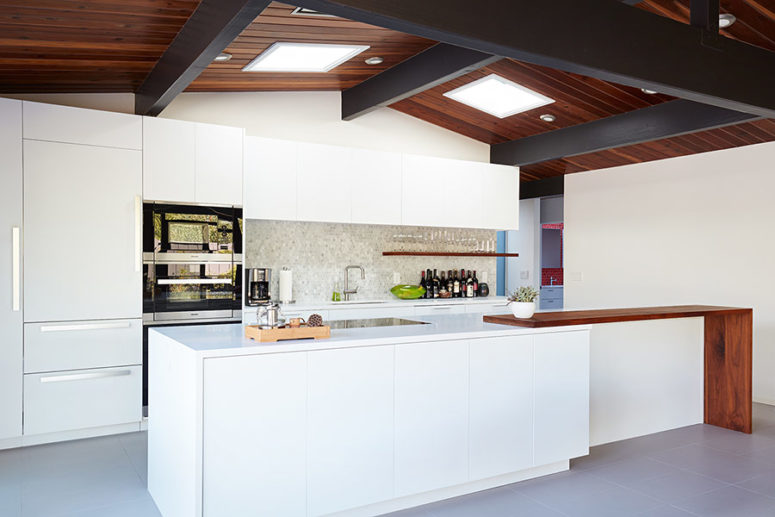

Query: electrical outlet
[
  {"left": 393, "top": 272, "right": 401, "bottom": 284},
  {"left": 520, "top": 270, "right": 529, "bottom": 280},
  {"left": 569, "top": 271, "right": 583, "bottom": 282}
]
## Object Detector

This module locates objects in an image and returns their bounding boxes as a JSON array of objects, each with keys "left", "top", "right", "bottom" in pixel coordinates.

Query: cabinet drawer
[
  {"left": 414, "top": 304, "right": 467, "bottom": 317},
  {"left": 466, "top": 303, "right": 509, "bottom": 315},
  {"left": 540, "top": 287, "right": 563, "bottom": 296},
  {"left": 23, "top": 365, "right": 142, "bottom": 435},
  {"left": 328, "top": 306, "right": 414, "bottom": 321},
  {"left": 24, "top": 319, "right": 142, "bottom": 373},
  {"left": 540, "top": 298, "right": 563, "bottom": 310}
]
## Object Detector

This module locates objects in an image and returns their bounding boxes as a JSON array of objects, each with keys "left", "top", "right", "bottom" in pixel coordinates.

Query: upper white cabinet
[
  {"left": 244, "top": 137, "right": 519, "bottom": 229},
  {"left": 23, "top": 140, "right": 142, "bottom": 322},
  {"left": 350, "top": 148, "right": 402, "bottom": 225},
  {"left": 297, "top": 143, "right": 352, "bottom": 223},
  {"left": 244, "top": 136, "right": 298, "bottom": 221},
  {"left": 0, "top": 98, "right": 23, "bottom": 441},
  {"left": 23, "top": 101, "right": 142, "bottom": 150},
  {"left": 143, "top": 117, "right": 243, "bottom": 206},
  {"left": 195, "top": 123, "right": 243, "bottom": 206},
  {"left": 143, "top": 117, "right": 196, "bottom": 204}
]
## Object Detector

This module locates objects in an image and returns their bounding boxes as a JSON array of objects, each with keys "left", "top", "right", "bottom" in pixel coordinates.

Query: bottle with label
[
  {"left": 472, "top": 270, "right": 479, "bottom": 297},
  {"left": 453, "top": 270, "right": 460, "bottom": 298},
  {"left": 459, "top": 269, "right": 465, "bottom": 298},
  {"left": 466, "top": 270, "right": 474, "bottom": 298},
  {"left": 447, "top": 270, "right": 454, "bottom": 294},
  {"left": 420, "top": 270, "right": 427, "bottom": 298},
  {"left": 439, "top": 271, "right": 447, "bottom": 296},
  {"left": 433, "top": 269, "right": 440, "bottom": 298}
]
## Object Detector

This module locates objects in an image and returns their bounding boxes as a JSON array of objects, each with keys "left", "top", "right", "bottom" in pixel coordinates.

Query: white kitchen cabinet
[
  {"left": 401, "top": 154, "right": 448, "bottom": 227},
  {"left": 22, "top": 101, "right": 142, "bottom": 150},
  {"left": 203, "top": 353, "right": 307, "bottom": 517},
  {"left": 413, "top": 303, "right": 467, "bottom": 317},
  {"left": 534, "top": 331, "right": 590, "bottom": 465},
  {"left": 0, "top": 98, "right": 22, "bottom": 441},
  {"left": 466, "top": 301, "right": 509, "bottom": 315},
  {"left": 142, "top": 117, "right": 196, "bottom": 203},
  {"left": 195, "top": 123, "right": 243, "bottom": 206},
  {"left": 469, "top": 336, "right": 534, "bottom": 479},
  {"left": 24, "top": 319, "right": 142, "bottom": 374},
  {"left": 296, "top": 142, "right": 352, "bottom": 223},
  {"left": 481, "top": 164, "right": 519, "bottom": 229},
  {"left": 307, "top": 346, "right": 394, "bottom": 515},
  {"left": 328, "top": 306, "right": 415, "bottom": 320},
  {"left": 244, "top": 136, "right": 298, "bottom": 221},
  {"left": 350, "top": 148, "right": 402, "bottom": 225},
  {"left": 23, "top": 140, "right": 142, "bottom": 322},
  {"left": 395, "top": 339, "right": 469, "bottom": 496},
  {"left": 23, "top": 365, "right": 142, "bottom": 436}
]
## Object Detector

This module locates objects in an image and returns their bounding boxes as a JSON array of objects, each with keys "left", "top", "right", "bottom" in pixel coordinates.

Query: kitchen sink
[{"left": 328, "top": 318, "right": 429, "bottom": 329}]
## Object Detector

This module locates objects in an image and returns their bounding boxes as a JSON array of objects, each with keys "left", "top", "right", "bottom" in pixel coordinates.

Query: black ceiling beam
[
  {"left": 342, "top": 43, "right": 500, "bottom": 120},
  {"left": 491, "top": 99, "right": 760, "bottom": 166},
  {"left": 135, "top": 0, "right": 271, "bottom": 116},
  {"left": 520, "top": 176, "right": 564, "bottom": 200},
  {"left": 691, "top": 0, "right": 720, "bottom": 31},
  {"left": 292, "top": 0, "right": 775, "bottom": 118}
]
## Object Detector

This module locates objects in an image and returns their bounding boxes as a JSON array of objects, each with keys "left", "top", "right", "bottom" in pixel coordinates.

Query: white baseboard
[
  {"left": 327, "top": 461, "right": 569, "bottom": 517},
  {"left": 0, "top": 421, "right": 142, "bottom": 451}
]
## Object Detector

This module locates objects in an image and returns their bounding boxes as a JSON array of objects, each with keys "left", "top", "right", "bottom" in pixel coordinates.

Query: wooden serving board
[{"left": 245, "top": 324, "right": 331, "bottom": 343}]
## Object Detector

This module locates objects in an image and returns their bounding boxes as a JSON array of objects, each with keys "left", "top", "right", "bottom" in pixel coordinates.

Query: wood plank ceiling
[
  {"left": 0, "top": 0, "right": 201, "bottom": 92},
  {"left": 0, "top": 1, "right": 772, "bottom": 181}
]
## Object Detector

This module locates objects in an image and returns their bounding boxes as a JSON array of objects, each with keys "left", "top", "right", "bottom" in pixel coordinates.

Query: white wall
[
  {"left": 564, "top": 140, "right": 775, "bottom": 404},
  {"left": 505, "top": 199, "right": 541, "bottom": 294},
  {"left": 1, "top": 93, "right": 134, "bottom": 114},
  {"left": 162, "top": 91, "right": 489, "bottom": 162}
]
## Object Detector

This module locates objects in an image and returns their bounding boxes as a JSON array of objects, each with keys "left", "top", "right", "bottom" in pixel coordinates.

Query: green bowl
[{"left": 390, "top": 285, "right": 426, "bottom": 300}]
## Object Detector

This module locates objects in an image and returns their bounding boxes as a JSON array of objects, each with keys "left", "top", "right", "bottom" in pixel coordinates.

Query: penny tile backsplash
[{"left": 245, "top": 220, "right": 497, "bottom": 303}]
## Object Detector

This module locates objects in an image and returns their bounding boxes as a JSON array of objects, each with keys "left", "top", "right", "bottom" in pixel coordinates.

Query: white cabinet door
[
  {"left": 22, "top": 101, "right": 142, "bottom": 150},
  {"left": 481, "top": 164, "right": 519, "bottom": 230},
  {"left": 24, "top": 140, "right": 142, "bottom": 322},
  {"left": 350, "top": 148, "right": 402, "bottom": 225},
  {"left": 534, "top": 331, "right": 590, "bottom": 465},
  {"left": 413, "top": 303, "right": 467, "bottom": 317},
  {"left": 444, "top": 159, "right": 484, "bottom": 229},
  {"left": 307, "top": 346, "right": 394, "bottom": 515},
  {"left": 142, "top": 117, "right": 196, "bottom": 203},
  {"left": 469, "top": 336, "right": 534, "bottom": 479},
  {"left": 465, "top": 302, "right": 509, "bottom": 315},
  {"left": 195, "top": 123, "right": 243, "bottom": 206},
  {"left": 395, "top": 339, "right": 469, "bottom": 496},
  {"left": 328, "top": 306, "right": 415, "bottom": 320},
  {"left": 23, "top": 365, "right": 142, "bottom": 435},
  {"left": 401, "top": 154, "right": 447, "bottom": 227},
  {"left": 244, "top": 136, "right": 298, "bottom": 221},
  {"left": 0, "top": 98, "right": 22, "bottom": 441},
  {"left": 203, "top": 353, "right": 307, "bottom": 517},
  {"left": 297, "top": 142, "right": 351, "bottom": 223}
]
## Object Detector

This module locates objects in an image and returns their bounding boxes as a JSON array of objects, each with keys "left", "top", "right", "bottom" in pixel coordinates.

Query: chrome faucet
[
  {"left": 550, "top": 276, "right": 557, "bottom": 286},
  {"left": 343, "top": 265, "right": 365, "bottom": 301}
]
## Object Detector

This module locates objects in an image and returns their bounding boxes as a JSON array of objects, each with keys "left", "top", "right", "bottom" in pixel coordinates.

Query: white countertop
[
  {"left": 243, "top": 296, "right": 508, "bottom": 313},
  {"left": 151, "top": 312, "right": 588, "bottom": 359}
]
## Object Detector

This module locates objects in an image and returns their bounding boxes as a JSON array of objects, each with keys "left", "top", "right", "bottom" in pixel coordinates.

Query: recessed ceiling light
[
  {"left": 243, "top": 42, "right": 370, "bottom": 73},
  {"left": 290, "top": 7, "right": 337, "bottom": 17},
  {"left": 641, "top": 88, "right": 658, "bottom": 94},
  {"left": 213, "top": 52, "right": 232, "bottom": 63},
  {"left": 719, "top": 13, "right": 736, "bottom": 28},
  {"left": 539, "top": 114, "right": 556, "bottom": 122},
  {"left": 365, "top": 56, "right": 384, "bottom": 65},
  {"left": 443, "top": 74, "right": 554, "bottom": 118}
]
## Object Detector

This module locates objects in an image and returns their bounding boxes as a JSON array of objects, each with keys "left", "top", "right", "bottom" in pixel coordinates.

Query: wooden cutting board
[{"left": 244, "top": 324, "right": 331, "bottom": 343}]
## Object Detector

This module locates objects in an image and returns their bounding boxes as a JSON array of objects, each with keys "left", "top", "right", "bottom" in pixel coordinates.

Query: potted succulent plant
[{"left": 507, "top": 286, "right": 539, "bottom": 318}]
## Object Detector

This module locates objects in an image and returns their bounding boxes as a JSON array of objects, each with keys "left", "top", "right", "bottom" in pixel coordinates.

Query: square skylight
[
  {"left": 242, "top": 42, "right": 369, "bottom": 73},
  {"left": 443, "top": 74, "right": 555, "bottom": 118}
]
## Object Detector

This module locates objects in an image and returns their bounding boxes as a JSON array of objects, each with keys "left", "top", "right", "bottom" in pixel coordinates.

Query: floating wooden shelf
[{"left": 382, "top": 251, "right": 519, "bottom": 257}]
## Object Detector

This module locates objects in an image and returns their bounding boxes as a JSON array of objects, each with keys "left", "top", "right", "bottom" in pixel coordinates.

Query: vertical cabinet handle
[
  {"left": 12, "top": 227, "right": 20, "bottom": 311},
  {"left": 134, "top": 195, "right": 142, "bottom": 273}
]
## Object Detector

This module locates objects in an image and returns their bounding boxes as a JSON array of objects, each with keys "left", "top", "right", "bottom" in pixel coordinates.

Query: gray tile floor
[{"left": 2, "top": 404, "right": 775, "bottom": 516}]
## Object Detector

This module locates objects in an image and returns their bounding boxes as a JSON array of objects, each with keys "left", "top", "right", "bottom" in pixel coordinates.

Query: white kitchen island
[{"left": 147, "top": 314, "right": 590, "bottom": 517}]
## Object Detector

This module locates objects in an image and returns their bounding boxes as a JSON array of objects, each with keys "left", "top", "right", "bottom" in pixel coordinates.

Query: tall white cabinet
[{"left": 0, "top": 98, "right": 23, "bottom": 443}]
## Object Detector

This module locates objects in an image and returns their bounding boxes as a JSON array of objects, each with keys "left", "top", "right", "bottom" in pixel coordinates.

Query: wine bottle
[
  {"left": 447, "top": 270, "right": 454, "bottom": 294},
  {"left": 466, "top": 270, "right": 474, "bottom": 298},
  {"left": 433, "top": 269, "right": 440, "bottom": 298},
  {"left": 453, "top": 270, "right": 460, "bottom": 298},
  {"left": 426, "top": 269, "right": 433, "bottom": 299},
  {"left": 472, "top": 270, "right": 479, "bottom": 297},
  {"left": 420, "top": 270, "right": 427, "bottom": 298},
  {"left": 439, "top": 271, "right": 447, "bottom": 295}
]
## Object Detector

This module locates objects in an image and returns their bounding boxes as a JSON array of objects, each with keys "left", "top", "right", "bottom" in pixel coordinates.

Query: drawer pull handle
[
  {"left": 40, "top": 322, "right": 132, "bottom": 333},
  {"left": 134, "top": 195, "right": 142, "bottom": 273},
  {"left": 12, "top": 227, "right": 20, "bottom": 312},
  {"left": 40, "top": 370, "right": 132, "bottom": 383}
]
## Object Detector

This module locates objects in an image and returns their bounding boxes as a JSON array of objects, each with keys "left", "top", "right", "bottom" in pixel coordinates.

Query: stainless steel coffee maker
[{"left": 245, "top": 268, "right": 271, "bottom": 306}]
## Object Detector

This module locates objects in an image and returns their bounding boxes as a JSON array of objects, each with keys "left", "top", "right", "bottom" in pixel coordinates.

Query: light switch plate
[
  {"left": 520, "top": 270, "right": 529, "bottom": 280},
  {"left": 393, "top": 272, "right": 401, "bottom": 284},
  {"left": 569, "top": 271, "right": 583, "bottom": 282}
]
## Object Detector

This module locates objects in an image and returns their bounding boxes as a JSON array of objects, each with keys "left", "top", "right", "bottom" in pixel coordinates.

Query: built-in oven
[{"left": 150, "top": 262, "right": 242, "bottom": 321}]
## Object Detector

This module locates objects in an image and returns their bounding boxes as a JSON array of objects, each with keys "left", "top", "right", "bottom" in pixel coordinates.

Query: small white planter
[{"left": 509, "top": 301, "right": 536, "bottom": 319}]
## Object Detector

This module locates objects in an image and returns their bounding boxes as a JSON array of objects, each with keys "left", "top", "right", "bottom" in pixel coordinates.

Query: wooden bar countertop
[
  {"left": 483, "top": 305, "right": 751, "bottom": 328},
  {"left": 486, "top": 304, "right": 754, "bottom": 435}
]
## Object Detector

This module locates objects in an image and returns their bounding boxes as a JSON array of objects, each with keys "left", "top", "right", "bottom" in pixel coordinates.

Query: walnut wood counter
[{"left": 484, "top": 305, "right": 753, "bottom": 434}]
